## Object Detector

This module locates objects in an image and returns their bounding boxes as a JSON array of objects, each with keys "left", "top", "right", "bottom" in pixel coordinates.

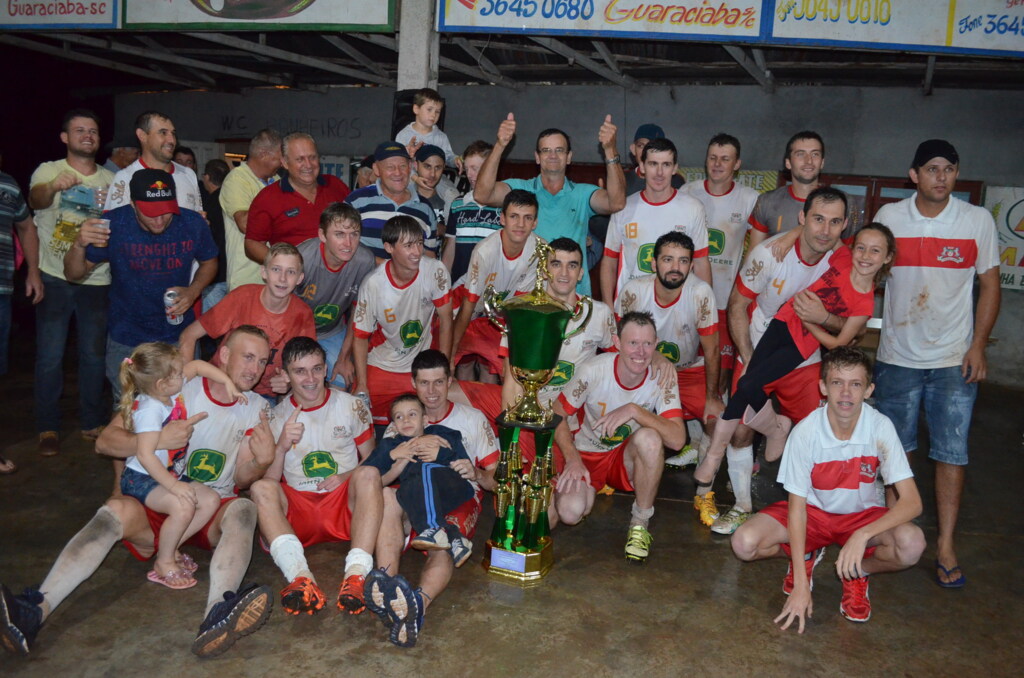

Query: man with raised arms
[
  {"left": 552, "top": 311, "right": 685, "bottom": 563},
  {"left": 600, "top": 137, "right": 711, "bottom": 305},
  {"left": 2, "top": 327, "right": 277, "bottom": 658},
  {"left": 249, "top": 337, "right": 383, "bottom": 617}
]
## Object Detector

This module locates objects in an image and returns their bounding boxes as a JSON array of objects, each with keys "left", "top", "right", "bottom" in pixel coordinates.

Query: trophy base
[
  {"left": 496, "top": 412, "right": 562, "bottom": 432},
  {"left": 482, "top": 538, "right": 553, "bottom": 587}
]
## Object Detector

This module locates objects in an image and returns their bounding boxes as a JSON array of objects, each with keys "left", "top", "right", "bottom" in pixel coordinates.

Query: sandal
[
  {"left": 935, "top": 559, "right": 966, "bottom": 589},
  {"left": 0, "top": 456, "right": 16, "bottom": 475},
  {"left": 177, "top": 553, "right": 199, "bottom": 575},
  {"left": 147, "top": 568, "right": 197, "bottom": 590}
]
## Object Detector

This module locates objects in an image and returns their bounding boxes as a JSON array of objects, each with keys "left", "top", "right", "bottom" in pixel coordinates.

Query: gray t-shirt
[{"left": 295, "top": 237, "right": 376, "bottom": 339}]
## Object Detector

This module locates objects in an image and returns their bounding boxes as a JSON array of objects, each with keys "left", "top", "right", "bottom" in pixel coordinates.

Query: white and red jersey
[
  {"left": 680, "top": 180, "right": 758, "bottom": 310},
  {"left": 558, "top": 352, "right": 683, "bottom": 454},
  {"left": 105, "top": 158, "right": 202, "bottom": 213},
  {"left": 735, "top": 234, "right": 838, "bottom": 368},
  {"left": 458, "top": 230, "right": 539, "bottom": 318},
  {"left": 777, "top": 403, "right": 912, "bottom": 514},
  {"left": 180, "top": 377, "right": 271, "bottom": 499},
  {"left": 875, "top": 195, "right": 999, "bottom": 370},
  {"left": 353, "top": 258, "right": 451, "bottom": 372},
  {"left": 385, "top": 400, "right": 500, "bottom": 490},
  {"left": 272, "top": 388, "right": 373, "bottom": 494},
  {"left": 499, "top": 296, "right": 616, "bottom": 407},
  {"left": 615, "top": 274, "right": 717, "bottom": 369},
  {"left": 604, "top": 189, "right": 709, "bottom": 301}
]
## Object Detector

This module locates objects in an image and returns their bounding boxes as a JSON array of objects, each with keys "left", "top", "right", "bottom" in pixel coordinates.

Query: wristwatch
[{"left": 605, "top": 155, "right": 621, "bottom": 165}]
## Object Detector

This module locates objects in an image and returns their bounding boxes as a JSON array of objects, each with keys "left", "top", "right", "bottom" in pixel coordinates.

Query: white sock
[
  {"left": 629, "top": 502, "right": 654, "bottom": 529},
  {"left": 206, "top": 499, "right": 256, "bottom": 615},
  {"left": 344, "top": 547, "right": 373, "bottom": 578},
  {"left": 40, "top": 506, "right": 123, "bottom": 619},
  {"left": 726, "top": 444, "right": 754, "bottom": 513},
  {"left": 269, "top": 534, "right": 309, "bottom": 583}
]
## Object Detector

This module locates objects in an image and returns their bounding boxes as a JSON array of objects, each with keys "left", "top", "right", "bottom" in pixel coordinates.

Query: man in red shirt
[{"left": 244, "top": 133, "right": 349, "bottom": 263}]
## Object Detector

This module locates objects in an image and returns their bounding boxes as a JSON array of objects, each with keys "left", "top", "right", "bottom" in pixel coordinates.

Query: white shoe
[
  {"left": 665, "top": 446, "right": 698, "bottom": 468},
  {"left": 710, "top": 506, "right": 751, "bottom": 535}
]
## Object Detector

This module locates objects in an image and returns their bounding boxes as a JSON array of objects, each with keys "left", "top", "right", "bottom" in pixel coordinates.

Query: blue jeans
[
  {"left": 35, "top": 275, "right": 109, "bottom": 432},
  {"left": 319, "top": 326, "right": 348, "bottom": 389},
  {"left": 202, "top": 281, "right": 228, "bottom": 312},
  {"left": 873, "top": 361, "right": 977, "bottom": 466},
  {"left": 0, "top": 293, "right": 10, "bottom": 376},
  {"left": 106, "top": 336, "right": 136, "bottom": 406}
]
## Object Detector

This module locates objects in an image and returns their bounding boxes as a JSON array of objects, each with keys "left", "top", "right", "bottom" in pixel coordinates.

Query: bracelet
[{"left": 605, "top": 155, "right": 621, "bottom": 165}]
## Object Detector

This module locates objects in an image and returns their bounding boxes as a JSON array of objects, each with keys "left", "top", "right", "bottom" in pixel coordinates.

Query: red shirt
[
  {"left": 246, "top": 174, "right": 350, "bottom": 246},
  {"left": 200, "top": 284, "right": 317, "bottom": 396},
  {"left": 775, "top": 247, "right": 875, "bottom": 359}
]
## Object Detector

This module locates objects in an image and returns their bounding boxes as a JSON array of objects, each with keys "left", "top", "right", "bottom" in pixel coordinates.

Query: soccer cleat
[
  {"left": 363, "top": 568, "right": 393, "bottom": 628},
  {"left": 191, "top": 584, "right": 272, "bottom": 658},
  {"left": 280, "top": 576, "right": 325, "bottom": 616},
  {"left": 385, "top": 575, "right": 424, "bottom": 648},
  {"left": 410, "top": 525, "right": 449, "bottom": 551},
  {"left": 665, "top": 446, "right": 698, "bottom": 468},
  {"left": 0, "top": 584, "right": 43, "bottom": 656},
  {"left": 710, "top": 507, "right": 751, "bottom": 535},
  {"left": 840, "top": 575, "right": 872, "bottom": 622},
  {"left": 783, "top": 547, "right": 826, "bottom": 596},
  {"left": 693, "top": 491, "right": 720, "bottom": 526},
  {"left": 337, "top": 574, "right": 366, "bottom": 615},
  {"left": 624, "top": 525, "right": 653, "bottom": 564}
]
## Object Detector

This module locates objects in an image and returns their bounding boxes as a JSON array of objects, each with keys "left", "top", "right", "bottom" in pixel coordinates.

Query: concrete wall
[{"left": 116, "top": 83, "right": 1024, "bottom": 386}]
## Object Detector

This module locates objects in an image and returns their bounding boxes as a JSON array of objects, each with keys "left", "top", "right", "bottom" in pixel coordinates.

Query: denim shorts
[
  {"left": 873, "top": 361, "right": 977, "bottom": 466},
  {"left": 121, "top": 466, "right": 192, "bottom": 503}
]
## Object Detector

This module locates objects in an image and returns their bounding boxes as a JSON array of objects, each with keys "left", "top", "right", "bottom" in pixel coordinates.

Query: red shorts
[
  {"left": 454, "top": 317, "right": 503, "bottom": 375},
  {"left": 283, "top": 480, "right": 353, "bottom": 548},
  {"left": 122, "top": 496, "right": 236, "bottom": 561},
  {"left": 760, "top": 501, "right": 888, "bottom": 555},
  {"left": 445, "top": 486, "right": 484, "bottom": 539},
  {"left": 580, "top": 443, "right": 633, "bottom": 492},
  {"left": 731, "top": 360, "right": 822, "bottom": 423},
  {"left": 367, "top": 364, "right": 415, "bottom": 425},
  {"left": 677, "top": 365, "right": 707, "bottom": 420},
  {"left": 718, "top": 310, "right": 735, "bottom": 371}
]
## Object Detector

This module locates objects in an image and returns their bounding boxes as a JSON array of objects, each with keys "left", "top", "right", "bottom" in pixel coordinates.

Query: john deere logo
[
  {"left": 400, "top": 320, "right": 424, "bottom": 348},
  {"left": 313, "top": 304, "right": 340, "bottom": 329},
  {"left": 302, "top": 451, "right": 338, "bottom": 478},
  {"left": 708, "top": 228, "right": 725, "bottom": 256},
  {"left": 549, "top": 360, "right": 574, "bottom": 387},
  {"left": 657, "top": 341, "right": 680, "bottom": 364},
  {"left": 186, "top": 449, "right": 225, "bottom": 482},
  {"left": 637, "top": 243, "right": 655, "bottom": 274},
  {"left": 600, "top": 423, "right": 632, "bottom": 447}
]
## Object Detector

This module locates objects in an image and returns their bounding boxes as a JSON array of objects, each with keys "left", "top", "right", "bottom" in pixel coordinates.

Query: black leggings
[{"left": 723, "top": 319, "right": 805, "bottom": 421}]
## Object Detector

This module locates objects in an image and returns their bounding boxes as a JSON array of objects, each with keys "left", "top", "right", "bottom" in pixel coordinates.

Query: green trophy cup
[{"left": 481, "top": 239, "right": 592, "bottom": 585}]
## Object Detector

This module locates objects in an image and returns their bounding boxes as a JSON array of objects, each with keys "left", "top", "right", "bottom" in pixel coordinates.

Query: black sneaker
[
  {"left": 1, "top": 584, "right": 43, "bottom": 656},
  {"left": 445, "top": 524, "right": 472, "bottom": 568},
  {"left": 362, "top": 568, "right": 393, "bottom": 628},
  {"left": 191, "top": 584, "right": 272, "bottom": 658}
]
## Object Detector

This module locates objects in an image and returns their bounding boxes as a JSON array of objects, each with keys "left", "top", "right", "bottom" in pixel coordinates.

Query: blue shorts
[
  {"left": 873, "top": 362, "right": 977, "bottom": 466},
  {"left": 121, "top": 466, "right": 192, "bottom": 503}
]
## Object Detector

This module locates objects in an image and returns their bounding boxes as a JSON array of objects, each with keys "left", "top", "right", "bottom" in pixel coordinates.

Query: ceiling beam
[
  {"left": 452, "top": 37, "right": 503, "bottom": 78},
  {"left": 320, "top": 34, "right": 391, "bottom": 79},
  {"left": 351, "top": 33, "right": 522, "bottom": 90},
  {"left": 722, "top": 45, "right": 775, "bottom": 92},
  {"left": 134, "top": 35, "right": 217, "bottom": 86},
  {"left": 0, "top": 35, "right": 204, "bottom": 89},
  {"left": 39, "top": 32, "right": 288, "bottom": 86},
  {"left": 185, "top": 32, "right": 393, "bottom": 86},
  {"left": 529, "top": 36, "right": 640, "bottom": 91},
  {"left": 591, "top": 40, "right": 622, "bottom": 75},
  {"left": 923, "top": 55, "right": 936, "bottom": 95}
]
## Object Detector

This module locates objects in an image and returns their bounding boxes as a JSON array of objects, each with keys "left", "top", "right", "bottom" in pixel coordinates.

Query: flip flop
[
  {"left": 177, "top": 553, "right": 199, "bottom": 575},
  {"left": 0, "top": 456, "right": 16, "bottom": 475},
  {"left": 935, "top": 560, "right": 966, "bottom": 589},
  {"left": 147, "top": 569, "right": 197, "bottom": 590}
]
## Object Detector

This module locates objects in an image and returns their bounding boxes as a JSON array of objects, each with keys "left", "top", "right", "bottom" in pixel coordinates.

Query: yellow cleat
[{"left": 694, "top": 491, "right": 720, "bottom": 527}]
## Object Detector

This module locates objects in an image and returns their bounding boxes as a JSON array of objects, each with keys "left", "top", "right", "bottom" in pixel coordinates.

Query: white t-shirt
[
  {"left": 735, "top": 234, "right": 838, "bottom": 368},
  {"left": 615, "top": 274, "right": 717, "bottom": 369},
  {"left": 459, "top": 230, "right": 539, "bottom": 317},
  {"left": 557, "top": 352, "right": 683, "bottom": 454},
  {"left": 272, "top": 389, "right": 373, "bottom": 494},
  {"left": 395, "top": 123, "right": 457, "bottom": 167},
  {"left": 105, "top": 159, "right": 202, "bottom": 213},
  {"left": 126, "top": 391, "right": 187, "bottom": 476},
  {"left": 680, "top": 180, "right": 758, "bottom": 310},
  {"left": 353, "top": 258, "right": 451, "bottom": 373},
  {"left": 604, "top": 188, "right": 709, "bottom": 301},
  {"left": 875, "top": 195, "right": 1000, "bottom": 370},
  {"left": 178, "top": 377, "right": 271, "bottom": 499},
  {"left": 777, "top": 403, "right": 913, "bottom": 514}
]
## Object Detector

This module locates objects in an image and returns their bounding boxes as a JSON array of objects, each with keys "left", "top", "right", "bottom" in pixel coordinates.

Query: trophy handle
[
  {"left": 561, "top": 295, "right": 593, "bottom": 340},
  {"left": 483, "top": 284, "right": 508, "bottom": 336}
]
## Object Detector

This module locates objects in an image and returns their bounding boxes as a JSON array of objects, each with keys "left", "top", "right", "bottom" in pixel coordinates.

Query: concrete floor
[{"left": 1, "top": 322, "right": 1022, "bottom": 678}]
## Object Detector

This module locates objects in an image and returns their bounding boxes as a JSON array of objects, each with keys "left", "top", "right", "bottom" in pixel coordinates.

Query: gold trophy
[{"left": 481, "top": 240, "right": 592, "bottom": 585}]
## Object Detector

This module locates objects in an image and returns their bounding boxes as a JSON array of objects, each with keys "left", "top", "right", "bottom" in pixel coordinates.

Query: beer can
[{"left": 164, "top": 289, "right": 183, "bottom": 325}]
